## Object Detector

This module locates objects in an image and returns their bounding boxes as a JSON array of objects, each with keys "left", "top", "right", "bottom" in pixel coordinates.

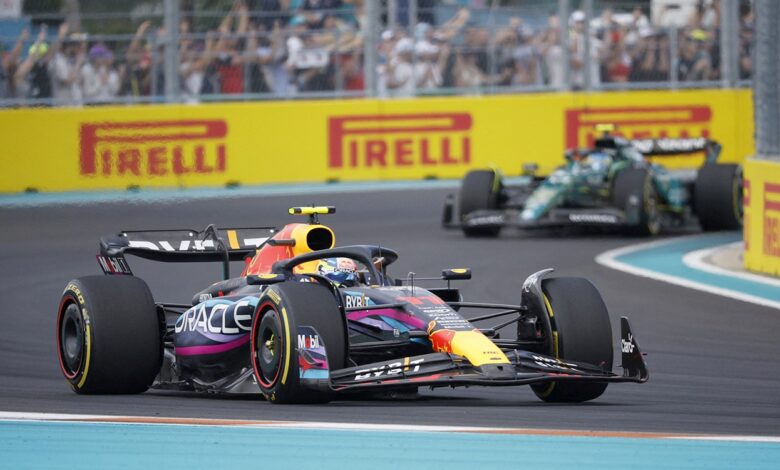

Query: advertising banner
[
  {"left": 0, "top": 88, "right": 753, "bottom": 193},
  {"left": 744, "top": 159, "right": 780, "bottom": 277}
]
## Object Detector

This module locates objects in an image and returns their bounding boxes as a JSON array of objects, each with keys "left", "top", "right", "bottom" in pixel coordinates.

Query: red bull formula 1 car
[{"left": 56, "top": 207, "right": 648, "bottom": 404}]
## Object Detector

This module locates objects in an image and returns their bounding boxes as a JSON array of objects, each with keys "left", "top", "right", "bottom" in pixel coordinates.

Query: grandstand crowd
[{"left": 0, "top": 0, "right": 755, "bottom": 106}]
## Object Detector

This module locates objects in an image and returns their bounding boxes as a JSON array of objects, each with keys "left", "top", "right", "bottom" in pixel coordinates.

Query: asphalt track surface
[{"left": 1, "top": 187, "right": 778, "bottom": 436}]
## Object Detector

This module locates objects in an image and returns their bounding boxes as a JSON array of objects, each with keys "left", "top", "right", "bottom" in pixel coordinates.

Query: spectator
[
  {"left": 301, "top": 0, "right": 343, "bottom": 29},
  {"left": 738, "top": 2, "right": 753, "bottom": 80},
  {"left": 119, "top": 21, "right": 154, "bottom": 99},
  {"left": 14, "top": 26, "right": 54, "bottom": 103},
  {"left": 537, "top": 15, "right": 564, "bottom": 88},
  {"left": 213, "top": 2, "right": 252, "bottom": 94},
  {"left": 180, "top": 33, "right": 216, "bottom": 103},
  {"left": 81, "top": 44, "right": 120, "bottom": 103},
  {"left": 569, "top": 10, "right": 603, "bottom": 89},
  {"left": 1, "top": 28, "right": 28, "bottom": 101},
  {"left": 511, "top": 25, "right": 543, "bottom": 86},
  {"left": 50, "top": 25, "right": 86, "bottom": 106},
  {"left": 253, "top": 21, "right": 291, "bottom": 95},
  {"left": 677, "top": 30, "right": 711, "bottom": 81},
  {"left": 628, "top": 28, "right": 669, "bottom": 82}
]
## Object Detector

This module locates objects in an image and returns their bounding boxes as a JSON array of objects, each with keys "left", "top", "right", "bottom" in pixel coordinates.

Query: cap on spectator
[
  {"left": 393, "top": 37, "right": 414, "bottom": 55},
  {"left": 570, "top": 10, "right": 586, "bottom": 25},
  {"left": 381, "top": 29, "right": 395, "bottom": 41},
  {"left": 414, "top": 22, "right": 432, "bottom": 40},
  {"left": 28, "top": 42, "right": 49, "bottom": 58},
  {"left": 88, "top": 44, "right": 113, "bottom": 61}
]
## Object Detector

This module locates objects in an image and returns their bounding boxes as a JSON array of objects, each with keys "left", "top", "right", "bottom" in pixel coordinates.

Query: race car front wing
[{"left": 315, "top": 317, "right": 648, "bottom": 393}]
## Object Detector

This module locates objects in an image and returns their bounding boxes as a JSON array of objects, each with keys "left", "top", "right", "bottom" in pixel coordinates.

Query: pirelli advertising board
[
  {"left": 744, "top": 159, "right": 780, "bottom": 277},
  {"left": 0, "top": 88, "right": 753, "bottom": 192}
]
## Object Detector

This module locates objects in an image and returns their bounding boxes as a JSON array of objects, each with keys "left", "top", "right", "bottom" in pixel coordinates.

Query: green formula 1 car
[{"left": 443, "top": 130, "right": 743, "bottom": 237}]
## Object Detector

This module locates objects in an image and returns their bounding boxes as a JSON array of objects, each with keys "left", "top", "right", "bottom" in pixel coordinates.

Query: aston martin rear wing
[
  {"left": 630, "top": 137, "right": 721, "bottom": 162},
  {"left": 98, "top": 225, "right": 276, "bottom": 279}
]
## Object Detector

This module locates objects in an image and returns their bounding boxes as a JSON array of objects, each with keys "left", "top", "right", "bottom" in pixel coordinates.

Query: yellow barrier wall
[
  {"left": 744, "top": 158, "right": 780, "bottom": 277},
  {"left": 0, "top": 88, "right": 753, "bottom": 193}
]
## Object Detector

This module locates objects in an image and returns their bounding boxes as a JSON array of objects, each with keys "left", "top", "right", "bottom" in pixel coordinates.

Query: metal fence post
[
  {"left": 363, "top": 0, "right": 379, "bottom": 97},
  {"left": 163, "top": 0, "right": 180, "bottom": 102},
  {"left": 754, "top": 0, "right": 780, "bottom": 159},
  {"left": 720, "top": 0, "right": 739, "bottom": 87},
  {"left": 558, "top": 0, "right": 570, "bottom": 91},
  {"left": 669, "top": 26, "right": 679, "bottom": 89},
  {"left": 583, "top": 0, "right": 593, "bottom": 91}
]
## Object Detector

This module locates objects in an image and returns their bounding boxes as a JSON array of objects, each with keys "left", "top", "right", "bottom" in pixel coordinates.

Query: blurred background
[{"left": 0, "top": 0, "right": 756, "bottom": 106}]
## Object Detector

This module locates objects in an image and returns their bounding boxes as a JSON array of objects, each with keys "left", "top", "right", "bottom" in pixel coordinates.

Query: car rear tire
[
  {"left": 56, "top": 276, "right": 163, "bottom": 394},
  {"left": 612, "top": 168, "right": 661, "bottom": 236},
  {"left": 251, "top": 281, "right": 347, "bottom": 404},
  {"left": 459, "top": 170, "right": 501, "bottom": 237},
  {"left": 696, "top": 164, "right": 743, "bottom": 231},
  {"left": 531, "top": 277, "right": 613, "bottom": 403}
]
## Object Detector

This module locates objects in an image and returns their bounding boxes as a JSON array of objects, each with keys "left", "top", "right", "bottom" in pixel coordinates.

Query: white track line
[
  {"left": 595, "top": 236, "right": 780, "bottom": 310},
  {"left": 1, "top": 411, "right": 779, "bottom": 442},
  {"left": 682, "top": 242, "right": 780, "bottom": 289}
]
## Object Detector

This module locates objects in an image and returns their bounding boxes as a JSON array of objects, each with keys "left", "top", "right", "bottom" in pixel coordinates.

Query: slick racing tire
[
  {"left": 613, "top": 168, "right": 661, "bottom": 236},
  {"left": 251, "top": 281, "right": 347, "bottom": 404},
  {"left": 531, "top": 277, "right": 614, "bottom": 403},
  {"left": 695, "top": 164, "right": 743, "bottom": 231},
  {"left": 56, "top": 276, "right": 163, "bottom": 394},
  {"left": 459, "top": 170, "right": 502, "bottom": 238}
]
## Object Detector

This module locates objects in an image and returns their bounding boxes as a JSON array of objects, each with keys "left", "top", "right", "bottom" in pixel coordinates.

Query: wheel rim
[
  {"left": 59, "top": 303, "right": 84, "bottom": 378},
  {"left": 254, "top": 309, "right": 283, "bottom": 388}
]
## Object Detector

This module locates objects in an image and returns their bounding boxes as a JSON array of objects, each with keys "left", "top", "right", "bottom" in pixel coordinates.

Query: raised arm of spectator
[
  {"left": 235, "top": 1, "right": 249, "bottom": 36},
  {"left": 48, "top": 23, "right": 68, "bottom": 59},
  {"left": 127, "top": 20, "right": 152, "bottom": 63},
  {"left": 436, "top": 8, "right": 470, "bottom": 41},
  {"left": 14, "top": 27, "right": 47, "bottom": 84},
  {"left": 3, "top": 27, "right": 28, "bottom": 71}
]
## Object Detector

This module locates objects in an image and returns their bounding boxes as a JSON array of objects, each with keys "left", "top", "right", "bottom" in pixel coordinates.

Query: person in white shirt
[{"left": 81, "top": 44, "right": 119, "bottom": 104}]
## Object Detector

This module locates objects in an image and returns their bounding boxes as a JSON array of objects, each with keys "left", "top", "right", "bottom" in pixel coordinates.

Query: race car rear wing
[
  {"left": 596, "top": 136, "right": 722, "bottom": 163},
  {"left": 99, "top": 225, "right": 276, "bottom": 279}
]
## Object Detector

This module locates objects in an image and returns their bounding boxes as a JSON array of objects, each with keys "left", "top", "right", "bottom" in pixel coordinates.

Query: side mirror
[
  {"left": 522, "top": 163, "right": 539, "bottom": 176},
  {"left": 246, "top": 273, "right": 286, "bottom": 285},
  {"left": 442, "top": 268, "right": 471, "bottom": 281}
]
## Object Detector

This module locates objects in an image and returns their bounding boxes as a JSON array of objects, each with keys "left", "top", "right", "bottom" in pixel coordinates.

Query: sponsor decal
[
  {"left": 565, "top": 105, "right": 712, "bottom": 150},
  {"left": 80, "top": 120, "right": 227, "bottom": 177},
  {"left": 568, "top": 213, "right": 620, "bottom": 224},
  {"left": 532, "top": 354, "right": 577, "bottom": 371},
  {"left": 297, "top": 326, "right": 329, "bottom": 380},
  {"left": 344, "top": 292, "right": 368, "bottom": 309},
  {"left": 297, "top": 332, "right": 320, "bottom": 349},
  {"left": 354, "top": 357, "right": 425, "bottom": 381},
  {"left": 328, "top": 113, "right": 472, "bottom": 169},
  {"left": 621, "top": 333, "right": 635, "bottom": 354},
  {"left": 466, "top": 214, "right": 505, "bottom": 226},
  {"left": 764, "top": 183, "right": 780, "bottom": 258},
  {"left": 630, "top": 137, "right": 709, "bottom": 154},
  {"left": 175, "top": 298, "right": 256, "bottom": 335},
  {"left": 125, "top": 236, "right": 267, "bottom": 252},
  {"left": 95, "top": 255, "right": 132, "bottom": 275}
]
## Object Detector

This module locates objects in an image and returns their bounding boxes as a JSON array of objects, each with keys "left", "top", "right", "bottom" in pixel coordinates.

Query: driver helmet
[
  {"left": 583, "top": 152, "right": 612, "bottom": 171},
  {"left": 317, "top": 257, "right": 359, "bottom": 286}
]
